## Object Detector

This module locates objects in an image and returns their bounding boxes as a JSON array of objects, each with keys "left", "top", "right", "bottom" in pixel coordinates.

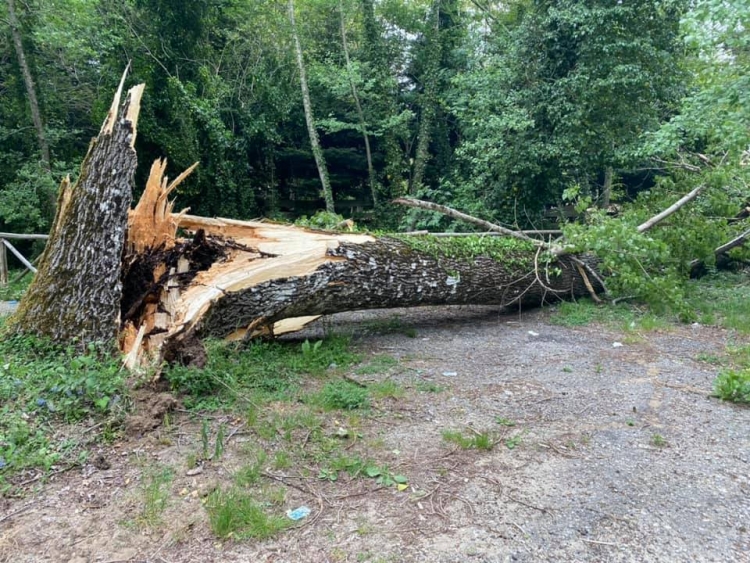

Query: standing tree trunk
[
  {"left": 9, "top": 71, "right": 145, "bottom": 344},
  {"left": 601, "top": 166, "right": 614, "bottom": 209},
  {"left": 339, "top": 0, "right": 378, "bottom": 206},
  {"left": 289, "top": 0, "right": 335, "bottom": 214},
  {"left": 6, "top": 0, "right": 51, "bottom": 172},
  {"left": 409, "top": 0, "right": 441, "bottom": 197}
]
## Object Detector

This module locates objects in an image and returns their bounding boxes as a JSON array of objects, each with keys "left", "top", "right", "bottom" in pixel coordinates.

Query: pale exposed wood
[
  {"left": 128, "top": 159, "right": 197, "bottom": 253},
  {"left": 636, "top": 185, "right": 703, "bottom": 233},
  {"left": 102, "top": 64, "right": 130, "bottom": 136},
  {"left": 2, "top": 239, "right": 37, "bottom": 273},
  {"left": 715, "top": 227, "right": 750, "bottom": 255}
]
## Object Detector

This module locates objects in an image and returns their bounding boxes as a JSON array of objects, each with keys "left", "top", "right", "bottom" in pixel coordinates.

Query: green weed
[
  {"left": 139, "top": 466, "right": 174, "bottom": 528},
  {"left": 363, "top": 316, "right": 417, "bottom": 338},
  {"left": 165, "top": 335, "right": 360, "bottom": 410},
  {"left": 313, "top": 381, "right": 370, "bottom": 410},
  {"left": 369, "top": 380, "right": 406, "bottom": 400},
  {"left": 651, "top": 434, "right": 668, "bottom": 448},
  {"left": 713, "top": 369, "right": 750, "bottom": 404},
  {"left": 235, "top": 450, "right": 267, "bottom": 487},
  {"left": 414, "top": 380, "right": 444, "bottom": 393},
  {"left": 206, "top": 488, "right": 289, "bottom": 539},
  {"left": 356, "top": 355, "right": 399, "bottom": 375},
  {"left": 441, "top": 429, "right": 495, "bottom": 451},
  {"left": 0, "top": 334, "right": 126, "bottom": 482}
]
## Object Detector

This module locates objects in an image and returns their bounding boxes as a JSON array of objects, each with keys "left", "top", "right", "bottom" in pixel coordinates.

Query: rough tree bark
[
  {"left": 9, "top": 70, "right": 144, "bottom": 343},
  {"left": 6, "top": 0, "right": 51, "bottom": 171},
  {"left": 289, "top": 0, "right": 335, "bottom": 213},
  {"left": 120, "top": 211, "right": 601, "bottom": 367}
]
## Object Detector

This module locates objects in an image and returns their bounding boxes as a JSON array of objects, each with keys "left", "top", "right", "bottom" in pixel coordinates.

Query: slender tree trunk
[
  {"left": 288, "top": 0, "right": 335, "bottom": 213},
  {"left": 9, "top": 72, "right": 145, "bottom": 344},
  {"left": 339, "top": 0, "right": 378, "bottom": 206},
  {"left": 601, "top": 166, "right": 613, "bottom": 209},
  {"left": 6, "top": 0, "right": 51, "bottom": 172},
  {"left": 409, "top": 0, "right": 441, "bottom": 196},
  {"left": 361, "top": 0, "right": 404, "bottom": 198}
]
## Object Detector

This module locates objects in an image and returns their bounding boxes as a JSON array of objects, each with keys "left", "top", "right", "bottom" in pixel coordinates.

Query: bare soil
[{"left": 2, "top": 306, "right": 749, "bottom": 563}]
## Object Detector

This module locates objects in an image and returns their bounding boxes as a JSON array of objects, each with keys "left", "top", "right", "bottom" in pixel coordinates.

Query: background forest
[{"left": 0, "top": 0, "right": 748, "bottom": 239}]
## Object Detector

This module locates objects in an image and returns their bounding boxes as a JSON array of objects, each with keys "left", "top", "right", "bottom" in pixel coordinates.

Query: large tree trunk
[
  {"left": 119, "top": 176, "right": 602, "bottom": 366},
  {"left": 6, "top": 0, "right": 51, "bottom": 172},
  {"left": 9, "top": 72, "right": 144, "bottom": 343}
]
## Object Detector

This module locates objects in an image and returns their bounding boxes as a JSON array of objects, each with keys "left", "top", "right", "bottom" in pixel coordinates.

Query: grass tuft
[{"left": 206, "top": 488, "right": 290, "bottom": 539}]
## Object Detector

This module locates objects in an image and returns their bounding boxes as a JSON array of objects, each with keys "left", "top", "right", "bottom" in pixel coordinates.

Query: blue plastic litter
[{"left": 286, "top": 506, "right": 311, "bottom": 521}]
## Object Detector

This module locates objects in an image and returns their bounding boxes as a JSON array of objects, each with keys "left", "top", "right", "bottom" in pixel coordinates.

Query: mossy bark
[
  {"left": 184, "top": 237, "right": 601, "bottom": 341},
  {"left": 9, "top": 82, "right": 143, "bottom": 344}
]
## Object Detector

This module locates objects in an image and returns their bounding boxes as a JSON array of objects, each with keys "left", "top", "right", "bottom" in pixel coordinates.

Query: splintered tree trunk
[
  {"left": 9, "top": 72, "right": 145, "bottom": 344},
  {"left": 119, "top": 180, "right": 601, "bottom": 366}
]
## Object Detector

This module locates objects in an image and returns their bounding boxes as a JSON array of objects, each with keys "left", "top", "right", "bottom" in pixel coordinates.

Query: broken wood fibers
[{"left": 121, "top": 161, "right": 374, "bottom": 368}]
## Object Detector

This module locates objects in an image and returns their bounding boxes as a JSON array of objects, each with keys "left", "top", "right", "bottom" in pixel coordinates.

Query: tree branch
[
  {"left": 636, "top": 185, "right": 703, "bottom": 233},
  {"left": 394, "top": 198, "right": 548, "bottom": 248}
]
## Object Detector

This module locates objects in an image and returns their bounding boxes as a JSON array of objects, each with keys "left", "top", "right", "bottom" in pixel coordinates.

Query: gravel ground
[{"left": 2, "top": 305, "right": 749, "bottom": 563}]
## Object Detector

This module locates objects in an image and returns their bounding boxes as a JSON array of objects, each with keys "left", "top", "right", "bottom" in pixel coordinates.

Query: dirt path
[{"left": 2, "top": 306, "right": 749, "bottom": 562}]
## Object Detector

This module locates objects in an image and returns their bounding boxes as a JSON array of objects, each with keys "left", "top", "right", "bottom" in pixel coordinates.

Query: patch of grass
[
  {"left": 235, "top": 450, "right": 267, "bottom": 486},
  {"left": 0, "top": 333, "right": 127, "bottom": 484},
  {"left": 272, "top": 450, "right": 292, "bottom": 470},
  {"left": 650, "top": 434, "right": 668, "bottom": 448},
  {"left": 165, "top": 335, "right": 360, "bottom": 410},
  {"left": 312, "top": 380, "right": 370, "bottom": 411},
  {"left": 414, "top": 380, "right": 444, "bottom": 393},
  {"left": 713, "top": 369, "right": 750, "bottom": 404},
  {"left": 206, "top": 487, "right": 290, "bottom": 539},
  {"left": 369, "top": 380, "right": 406, "bottom": 400},
  {"left": 495, "top": 417, "right": 516, "bottom": 427},
  {"left": 0, "top": 270, "right": 33, "bottom": 301},
  {"left": 355, "top": 355, "right": 399, "bottom": 375},
  {"left": 684, "top": 273, "right": 750, "bottom": 333},
  {"left": 441, "top": 429, "right": 495, "bottom": 451},
  {"left": 139, "top": 466, "right": 174, "bottom": 528}
]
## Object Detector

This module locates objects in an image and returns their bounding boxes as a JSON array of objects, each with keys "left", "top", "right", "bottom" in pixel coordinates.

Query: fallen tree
[{"left": 8, "top": 77, "right": 747, "bottom": 368}]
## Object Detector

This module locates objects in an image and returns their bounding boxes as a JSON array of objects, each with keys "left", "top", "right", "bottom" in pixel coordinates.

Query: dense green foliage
[{"left": 1, "top": 0, "right": 748, "bottom": 305}]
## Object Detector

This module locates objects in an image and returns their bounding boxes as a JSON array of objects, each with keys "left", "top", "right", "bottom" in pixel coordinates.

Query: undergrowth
[
  {"left": 0, "top": 327, "right": 126, "bottom": 489},
  {"left": 165, "top": 336, "right": 360, "bottom": 409}
]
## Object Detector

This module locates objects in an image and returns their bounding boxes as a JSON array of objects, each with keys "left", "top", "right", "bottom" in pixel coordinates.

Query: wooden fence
[{"left": 0, "top": 232, "right": 48, "bottom": 286}]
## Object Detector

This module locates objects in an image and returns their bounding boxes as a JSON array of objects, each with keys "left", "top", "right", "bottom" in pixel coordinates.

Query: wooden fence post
[{"left": 0, "top": 238, "right": 7, "bottom": 286}]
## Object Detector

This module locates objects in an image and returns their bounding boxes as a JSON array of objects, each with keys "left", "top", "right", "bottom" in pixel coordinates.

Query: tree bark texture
[
  {"left": 6, "top": 0, "right": 51, "bottom": 171},
  {"left": 137, "top": 215, "right": 601, "bottom": 365},
  {"left": 289, "top": 0, "right": 335, "bottom": 213},
  {"left": 9, "top": 75, "right": 145, "bottom": 343}
]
